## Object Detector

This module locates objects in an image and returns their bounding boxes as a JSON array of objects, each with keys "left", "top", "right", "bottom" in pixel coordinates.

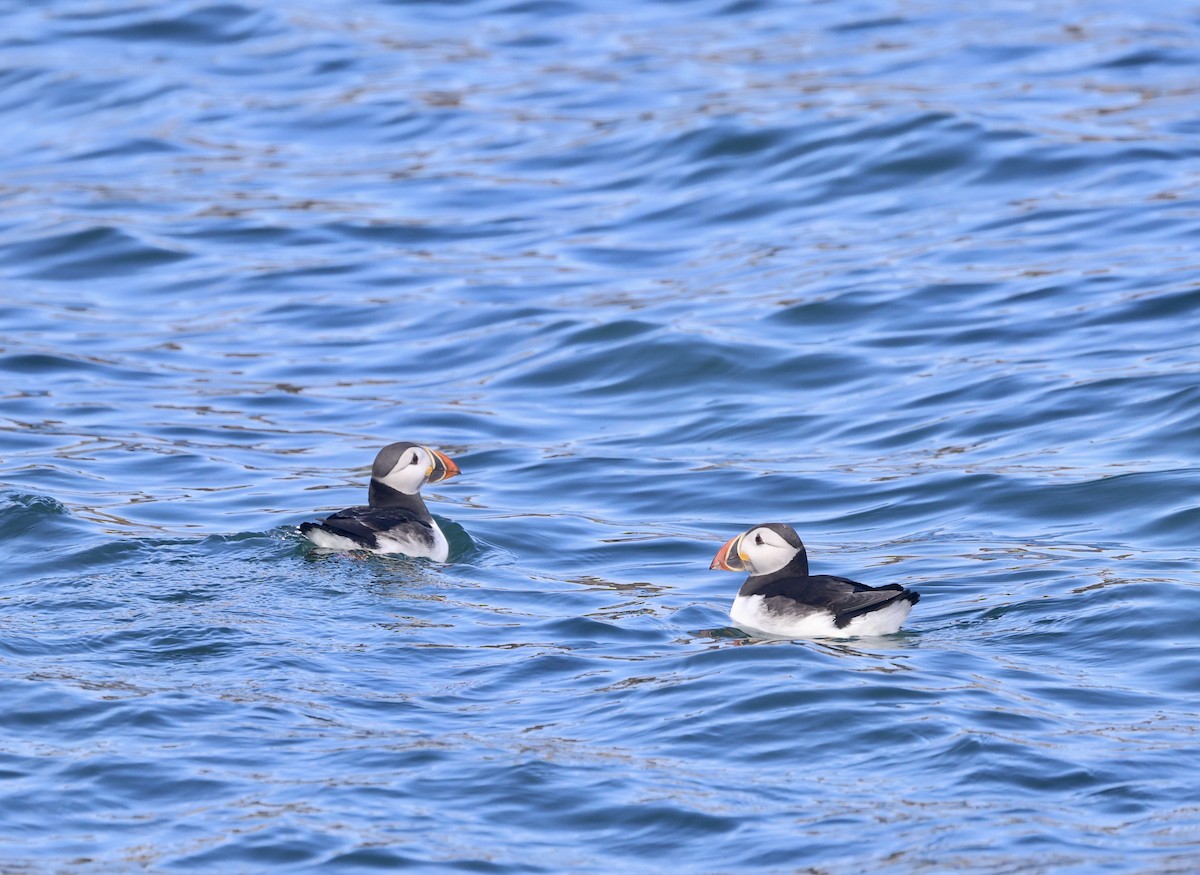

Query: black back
[
  {"left": 739, "top": 540, "right": 919, "bottom": 629},
  {"left": 300, "top": 506, "right": 432, "bottom": 550}
]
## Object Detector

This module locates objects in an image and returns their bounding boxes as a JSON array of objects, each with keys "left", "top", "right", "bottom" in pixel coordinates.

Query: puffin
[
  {"left": 300, "top": 442, "right": 461, "bottom": 560},
  {"left": 710, "top": 523, "right": 919, "bottom": 638}
]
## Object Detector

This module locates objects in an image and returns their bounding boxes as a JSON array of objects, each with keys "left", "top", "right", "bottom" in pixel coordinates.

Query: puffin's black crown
[{"left": 371, "top": 442, "right": 420, "bottom": 479}]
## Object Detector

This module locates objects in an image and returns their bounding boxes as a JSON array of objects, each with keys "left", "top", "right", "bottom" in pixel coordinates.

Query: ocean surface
[{"left": 3, "top": 0, "right": 1200, "bottom": 871}]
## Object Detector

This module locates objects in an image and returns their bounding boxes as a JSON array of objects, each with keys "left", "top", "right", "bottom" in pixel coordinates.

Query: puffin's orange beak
[
  {"left": 710, "top": 534, "right": 745, "bottom": 571},
  {"left": 426, "top": 448, "right": 461, "bottom": 483}
]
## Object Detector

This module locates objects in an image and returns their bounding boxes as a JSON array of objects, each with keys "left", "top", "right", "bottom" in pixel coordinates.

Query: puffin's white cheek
[
  {"left": 383, "top": 465, "right": 424, "bottom": 494},
  {"left": 745, "top": 546, "right": 791, "bottom": 576}
]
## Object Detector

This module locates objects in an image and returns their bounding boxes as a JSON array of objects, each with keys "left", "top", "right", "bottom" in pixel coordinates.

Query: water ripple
[{"left": 3, "top": 0, "right": 1200, "bottom": 870}]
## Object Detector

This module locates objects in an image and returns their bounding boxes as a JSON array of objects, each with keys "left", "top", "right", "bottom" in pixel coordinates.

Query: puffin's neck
[
  {"left": 368, "top": 479, "right": 430, "bottom": 516},
  {"left": 738, "top": 551, "right": 810, "bottom": 596}
]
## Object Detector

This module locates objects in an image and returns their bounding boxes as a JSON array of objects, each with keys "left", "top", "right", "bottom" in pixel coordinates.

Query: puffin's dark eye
[
  {"left": 410, "top": 453, "right": 420, "bottom": 465},
  {"left": 755, "top": 533, "right": 764, "bottom": 546}
]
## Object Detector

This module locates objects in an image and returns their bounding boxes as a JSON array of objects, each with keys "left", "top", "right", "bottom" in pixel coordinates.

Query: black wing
[
  {"left": 757, "top": 575, "right": 919, "bottom": 628},
  {"left": 301, "top": 506, "right": 430, "bottom": 549}
]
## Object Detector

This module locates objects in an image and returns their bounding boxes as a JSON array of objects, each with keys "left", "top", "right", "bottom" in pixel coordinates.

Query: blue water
[{"left": 3, "top": 0, "right": 1200, "bottom": 870}]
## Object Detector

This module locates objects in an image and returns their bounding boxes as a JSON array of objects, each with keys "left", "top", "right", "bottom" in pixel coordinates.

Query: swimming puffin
[
  {"left": 710, "top": 523, "right": 918, "bottom": 638},
  {"left": 300, "top": 442, "right": 461, "bottom": 560}
]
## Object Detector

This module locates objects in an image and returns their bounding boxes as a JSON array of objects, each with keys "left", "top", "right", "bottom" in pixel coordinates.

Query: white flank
[
  {"left": 302, "top": 528, "right": 365, "bottom": 552},
  {"left": 303, "top": 520, "right": 449, "bottom": 562},
  {"left": 730, "top": 593, "right": 912, "bottom": 639},
  {"left": 377, "top": 520, "right": 449, "bottom": 562}
]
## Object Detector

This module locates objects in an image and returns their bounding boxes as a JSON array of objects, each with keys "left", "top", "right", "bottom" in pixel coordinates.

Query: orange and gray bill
[
  {"left": 427, "top": 448, "right": 461, "bottom": 483},
  {"left": 710, "top": 534, "right": 745, "bottom": 571}
]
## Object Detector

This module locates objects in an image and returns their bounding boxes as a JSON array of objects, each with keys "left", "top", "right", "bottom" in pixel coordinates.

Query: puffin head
[
  {"left": 710, "top": 523, "right": 807, "bottom": 577},
  {"left": 371, "top": 442, "right": 461, "bottom": 495}
]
